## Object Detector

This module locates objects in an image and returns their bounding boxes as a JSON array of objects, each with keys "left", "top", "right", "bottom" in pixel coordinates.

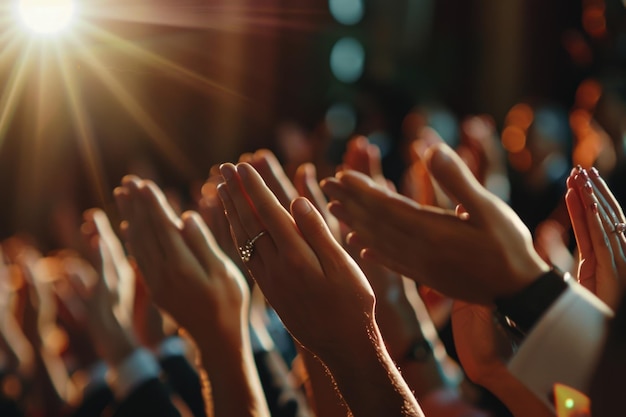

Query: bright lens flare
[{"left": 18, "top": 0, "right": 75, "bottom": 34}]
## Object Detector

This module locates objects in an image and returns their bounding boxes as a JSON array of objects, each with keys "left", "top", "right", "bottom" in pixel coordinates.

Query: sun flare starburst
[
  {"left": 1, "top": 0, "right": 321, "bottom": 220},
  {"left": 18, "top": 0, "right": 76, "bottom": 34}
]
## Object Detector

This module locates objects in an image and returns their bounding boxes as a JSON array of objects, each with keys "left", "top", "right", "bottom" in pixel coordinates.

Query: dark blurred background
[{"left": 0, "top": 0, "right": 625, "bottom": 250}]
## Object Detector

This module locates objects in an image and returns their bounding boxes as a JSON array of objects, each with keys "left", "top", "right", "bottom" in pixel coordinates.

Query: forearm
[
  {"left": 27, "top": 338, "right": 76, "bottom": 414},
  {"left": 193, "top": 325, "right": 270, "bottom": 417},
  {"left": 320, "top": 322, "right": 424, "bottom": 417},
  {"left": 298, "top": 347, "right": 350, "bottom": 417},
  {"left": 481, "top": 369, "right": 554, "bottom": 417}
]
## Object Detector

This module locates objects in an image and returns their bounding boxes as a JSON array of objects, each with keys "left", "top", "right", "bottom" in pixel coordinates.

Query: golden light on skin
[{"left": 18, "top": 0, "right": 76, "bottom": 35}]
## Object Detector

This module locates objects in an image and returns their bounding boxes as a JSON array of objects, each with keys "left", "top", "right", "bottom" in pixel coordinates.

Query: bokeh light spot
[
  {"left": 501, "top": 125, "right": 526, "bottom": 152},
  {"left": 505, "top": 103, "right": 534, "bottom": 130},
  {"left": 329, "top": 0, "right": 364, "bottom": 25},
  {"left": 330, "top": 37, "right": 365, "bottom": 83},
  {"left": 325, "top": 102, "right": 357, "bottom": 139}
]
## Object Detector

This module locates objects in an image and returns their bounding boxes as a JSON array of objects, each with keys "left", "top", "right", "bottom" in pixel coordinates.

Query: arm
[
  {"left": 115, "top": 177, "right": 270, "bottom": 417},
  {"left": 217, "top": 162, "right": 424, "bottom": 417}
]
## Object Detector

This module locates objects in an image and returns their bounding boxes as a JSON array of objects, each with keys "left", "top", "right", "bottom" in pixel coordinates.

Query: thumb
[{"left": 424, "top": 143, "right": 491, "bottom": 222}]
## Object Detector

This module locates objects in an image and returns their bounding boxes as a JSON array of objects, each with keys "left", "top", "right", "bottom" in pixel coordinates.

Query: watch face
[{"left": 553, "top": 383, "right": 590, "bottom": 417}]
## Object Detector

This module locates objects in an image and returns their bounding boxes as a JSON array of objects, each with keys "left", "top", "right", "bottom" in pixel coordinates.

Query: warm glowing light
[
  {"left": 575, "top": 78, "right": 602, "bottom": 110},
  {"left": 501, "top": 125, "right": 526, "bottom": 153},
  {"left": 505, "top": 103, "right": 534, "bottom": 131},
  {"left": 18, "top": 0, "right": 75, "bottom": 34},
  {"left": 582, "top": 4, "right": 607, "bottom": 38}
]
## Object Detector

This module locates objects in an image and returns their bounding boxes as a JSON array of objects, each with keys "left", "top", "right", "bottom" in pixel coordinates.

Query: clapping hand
[{"left": 322, "top": 142, "right": 550, "bottom": 304}]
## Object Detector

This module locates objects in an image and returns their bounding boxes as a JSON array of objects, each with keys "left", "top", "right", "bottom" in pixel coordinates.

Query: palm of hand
[{"left": 451, "top": 302, "right": 513, "bottom": 385}]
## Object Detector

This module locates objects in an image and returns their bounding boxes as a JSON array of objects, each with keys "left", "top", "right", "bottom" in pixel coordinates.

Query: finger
[
  {"left": 200, "top": 177, "right": 234, "bottom": 248},
  {"left": 589, "top": 167, "right": 626, "bottom": 223},
  {"left": 250, "top": 149, "right": 298, "bottom": 210},
  {"left": 290, "top": 198, "right": 348, "bottom": 272},
  {"left": 366, "top": 143, "right": 384, "bottom": 181},
  {"left": 89, "top": 209, "right": 127, "bottom": 265},
  {"left": 87, "top": 209, "right": 134, "bottom": 304},
  {"left": 120, "top": 179, "right": 169, "bottom": 286},
  {"left": 455, "top": 204, "right": 470, "bottom": 220},
  {"left": 575, "top": 176, "right": 619, "bottom": 269},
  {"left": 295, "top": 164, "right": 324, "bottom": 211},
  {"left": 565, "top": 187, "right": 593, "bottom": 260},
  {"left": 114, "top": 186, "right": 132, "bottom": 222},
  {"left": 217, "top": 182, "right": 267, "bottom": 271},
  {"left": 321, "top": 173, "right": 387, "bottom": 229},
  {"left": 235, "top": 163, "right": 303, "bottom": 251},
  {"left": 238, "top": 152, "right": 254, "bottom": 163},
  {"left": 423, "top": 143, "right": 492, "bottom": 223},
  {"left": 219, "top": 163, "right": 275, "bottom": 255},
  {"left": 180, "top": 211, "right": 228, "bottom": 271},
  {"left": 139, "top": 181, "right": 189, "bottom": 265},
  {"left": 343, "top": 136, "right": 371, "bottom": 175}
]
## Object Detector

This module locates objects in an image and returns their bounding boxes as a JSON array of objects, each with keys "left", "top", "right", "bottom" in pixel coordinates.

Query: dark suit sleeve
[
  {"left": 71, "top": 385, "right": 114, "bottom": 417},
  {"left": 112, "top": 378, "right": 181, "bottom": 417},
  {"left": 159, "top": 355, "right": 207, "bottom": 417},
  {"left": 254, "top": 350, "right": 310, "bottom": 417}
]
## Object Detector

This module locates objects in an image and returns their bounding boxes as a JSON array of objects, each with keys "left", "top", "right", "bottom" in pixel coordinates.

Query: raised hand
[
  {"left": 218, "top": 162, "right": 423, "bottom": 417},
  {"left": 198, "top": 169, "right": 253, "bottom": 283},
  {"left": 321, "top": 142, "right": 550, "bottom": 304},
  {"left": 566, "top": 166, "right": 626, "bottom": 308},
  {"left": 115, "top": 175, "right": 269, "bottom": 417},
  {"left": 451, "top": 302, "right": 553, "bottom": 417},
  {"left": 81, "top": 208, "right": 135, "bottom": 329},
  {"left": 341, "top": 136, "right": 388, "bottom": 187},
  {"left": 64, "top": 238, "right": 136, "bottom": 367}
]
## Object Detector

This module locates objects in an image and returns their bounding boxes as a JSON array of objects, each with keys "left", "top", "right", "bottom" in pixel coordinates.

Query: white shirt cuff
[
  {"left": 508, "top": 281, "right": 613, "bottom": 408},
  {"left": 154, "top": 336, "right": 187, "bottom": 360},
  {"left": 106, "top": 348, "right": 161, "bottom": 400}
]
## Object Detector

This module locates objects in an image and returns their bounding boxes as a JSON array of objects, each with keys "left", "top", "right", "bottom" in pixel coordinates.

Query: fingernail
[
  {"left": 592, "top": 202, "right": 598, "bottom": 214},
  {"left": 236, "top": 163, "right": 250, "bottom": 180},
  {"left": 584, "top": 181, "right": 593, "bottom": 194},
  {"left": 590, "top": 167, "right": 600, "bottom": 178},
  {"left": 573, "top": 173, "right": 585, "bottom": 186},
  {"left": 346, "top": 231, "right": 357, "bottom": 245},
  {"left": 220, "top": 164, "right": 234, "bottom": 180},
  {"left": 292, "top": 198, "right": 312, "bottom": 215},
  {"left": 575, "top": 164, "right": 583, "bottom": 172},
  {"left": 216, "top": 183, "right": 227, "bottom": 199}
]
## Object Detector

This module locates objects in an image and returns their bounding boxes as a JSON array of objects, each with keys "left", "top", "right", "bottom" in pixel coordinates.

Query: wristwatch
[{"left": 494, "top": 268, "right": 571, "bottom": 335}]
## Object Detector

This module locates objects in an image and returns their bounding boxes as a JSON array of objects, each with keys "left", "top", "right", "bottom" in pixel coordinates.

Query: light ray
[
  {"left": 55, "top": 43, "right": 109, "bottom": 207},
  {"left": 0, "top": 39, "right": 34, "bottom": 151},
  {"left": 83, "top": 3, "right": 326, "bottom": 33},
  {"left": 81, "top": 23, "right": 249, "bottom": 103},
  {"left": 69, "top": 35, "right": 196, "bottom": 178}
]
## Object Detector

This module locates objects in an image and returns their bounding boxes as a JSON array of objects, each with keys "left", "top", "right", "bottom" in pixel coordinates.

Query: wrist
[
  {"left": 495, "top": 267, "right": 570, "bottom": 334},
  {"left": 319, "top": 321, "right": 420, "bottom": 416},
  {"left": 91, "top": 312, "right": 136, "bottom": 366}
]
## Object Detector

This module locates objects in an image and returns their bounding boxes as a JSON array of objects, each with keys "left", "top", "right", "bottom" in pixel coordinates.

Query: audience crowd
[{"left": 0, "top": 85, "right": 625, "bottom": 417}]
